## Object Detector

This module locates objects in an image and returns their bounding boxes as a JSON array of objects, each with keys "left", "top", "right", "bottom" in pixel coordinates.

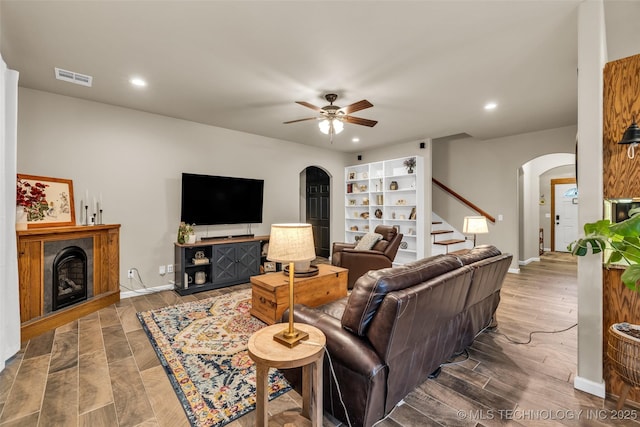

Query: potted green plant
[
  {"left": 568, "top": 209, "right": 640, "bottom": 291},
  {"left": 177, "top": 222, "right": 195, "bottom": 244}
]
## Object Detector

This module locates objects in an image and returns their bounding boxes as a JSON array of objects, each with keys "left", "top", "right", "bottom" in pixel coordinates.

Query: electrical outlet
[
  {"left": 159, "top": 265, "right": 166, "bottom": 275},
  {"left": 167, "top": 264, "right": 174, "bottom": 273},
  {"left": 127, "top": 269, "right": 134, "bottom": 279}
]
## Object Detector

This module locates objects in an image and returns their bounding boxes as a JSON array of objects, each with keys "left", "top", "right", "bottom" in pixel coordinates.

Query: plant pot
[
  {"left": 608, "top": 323, "right": 640, "bottom": 408},
  {"left": 187, "top": 234, "right": 196, "bottom": 244}
]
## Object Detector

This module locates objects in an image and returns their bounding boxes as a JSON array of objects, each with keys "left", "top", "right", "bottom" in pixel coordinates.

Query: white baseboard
[
  {"left": 574, "top": 376, "right": 606, "bottom": 398},
  {"left": 518, "top": 257, "right": 540, "bottom": 266},
  {"left": 508, "top": 267, "right": 520, "bottom": 274},
  {"left": 120, "top": 284, "right": 174, "bottom": 299}
]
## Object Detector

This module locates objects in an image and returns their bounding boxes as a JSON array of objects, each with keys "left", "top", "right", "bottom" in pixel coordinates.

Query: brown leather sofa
[
  {"left": 282, "top": 245, "right": 512, "bottom": 427},
  {"left": 331, "top": 225, "right": 403, "bottom": 289}
]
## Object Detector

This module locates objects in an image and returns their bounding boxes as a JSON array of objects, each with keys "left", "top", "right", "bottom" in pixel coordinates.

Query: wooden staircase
[
  {"left": 431, "top": 218, "right": 469, "bottom": 255},
  {"left": 431, "top": 178, "right": 496, "bottom": 256}
]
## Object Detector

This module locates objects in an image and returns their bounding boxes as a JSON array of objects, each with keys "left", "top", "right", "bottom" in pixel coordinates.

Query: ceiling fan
[{"left": 284, "top": 93, "right": 377, "bottom": 141}]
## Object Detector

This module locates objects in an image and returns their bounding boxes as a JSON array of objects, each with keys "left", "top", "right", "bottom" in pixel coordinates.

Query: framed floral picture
[{"left": 16, "top": 174, "right": 75, "bottom": 228}]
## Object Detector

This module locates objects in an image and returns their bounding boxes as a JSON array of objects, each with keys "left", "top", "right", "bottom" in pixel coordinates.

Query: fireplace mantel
[{"left": 17, "top": 224, "right": 120, "bottom": 341}]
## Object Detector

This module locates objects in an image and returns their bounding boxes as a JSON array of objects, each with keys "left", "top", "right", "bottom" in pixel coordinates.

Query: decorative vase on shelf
[
  {"left": 187, "top": 234, "right": 196, "bottom": 244},
  {"left": 403, "top": 157, "right": 416, "bottom": 174}
]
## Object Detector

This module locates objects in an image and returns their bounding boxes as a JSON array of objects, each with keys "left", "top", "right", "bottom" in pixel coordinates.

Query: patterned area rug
[{"left": 137, "top": 288, "right": 291, "bottom": 427}]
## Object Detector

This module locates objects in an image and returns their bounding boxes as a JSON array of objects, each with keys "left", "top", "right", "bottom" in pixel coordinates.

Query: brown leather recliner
[
  {"left": 282, "top": 245, "right": 513, "bottom": 427},
  {"left": 331, "top": 225, "right": 403, "bottom": 289}
]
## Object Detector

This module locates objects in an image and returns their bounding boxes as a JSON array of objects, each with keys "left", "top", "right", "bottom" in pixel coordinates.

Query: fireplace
[
  {"left": 44, "top": 237, "right": 94, "bottom": 314},
  {"left": 52, "top": 246, "right": 87, "bottom": 310},
  {"left": 17, "top": 224, "right": 120, "bottom": 341}
]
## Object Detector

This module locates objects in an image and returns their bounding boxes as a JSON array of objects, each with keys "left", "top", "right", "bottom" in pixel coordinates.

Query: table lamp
[
  {"left": 462, "top": 216, "right": 489, "bottom": 246},
  {"left": 267, "top": 223, "right": 316, "bottom": 347}
]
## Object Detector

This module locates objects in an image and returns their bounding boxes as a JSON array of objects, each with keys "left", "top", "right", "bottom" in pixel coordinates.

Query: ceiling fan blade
[
  {"left": 283, "top": 117, "right": 318, "bottom": 124},
  {"left": 343, "top": 115, "right": 378, "bottom": 127},
  {"left": 296, "top": 101, "right": 322, "bottom": 112},
  {"left": 340, "top": 100, "right": 373, "bottom": 114}
]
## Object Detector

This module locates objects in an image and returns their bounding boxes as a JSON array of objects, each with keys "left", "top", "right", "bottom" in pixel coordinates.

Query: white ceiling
[{"left": 1, "top": 1, "right": 639, "bottom": 153}]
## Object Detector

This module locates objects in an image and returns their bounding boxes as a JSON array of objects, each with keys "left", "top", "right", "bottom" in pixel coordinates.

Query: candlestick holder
[
  {"left": 97, "top": 209, "right": 103, "bottom": 225},
  {"left": 84, "top": 206, "right": 89, "bottom": 226},
  {"left": 92, "top": 213, "right": 97, "bottom": 226}
]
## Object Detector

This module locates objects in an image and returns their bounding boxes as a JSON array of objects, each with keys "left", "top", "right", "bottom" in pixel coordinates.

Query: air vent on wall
[{"left": 54, "top": 67, "right": 93, "bottom": 87}]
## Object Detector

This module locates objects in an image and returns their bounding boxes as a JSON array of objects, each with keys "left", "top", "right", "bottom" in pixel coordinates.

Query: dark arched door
[{"left": 305, "top": 166, "right": 330, "bottom": 258}]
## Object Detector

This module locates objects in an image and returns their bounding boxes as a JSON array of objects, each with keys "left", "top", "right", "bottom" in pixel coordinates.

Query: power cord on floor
[
  {"left": 489, "top": 322, "right": 578, "bottom": 345},
  {"left": 119, "top": 267, "right": 150, "bottom": 293},
  {"left": 300, "top": 341, "right": 353, "bottom": 427},
  {"left": 440, "top": 348, "right": 471, "bottom": 366}
]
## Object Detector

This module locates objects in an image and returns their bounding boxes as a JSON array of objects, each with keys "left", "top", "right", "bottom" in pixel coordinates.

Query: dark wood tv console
[{"left": 174, "top": 235, "right": 269, "bottom": 295}]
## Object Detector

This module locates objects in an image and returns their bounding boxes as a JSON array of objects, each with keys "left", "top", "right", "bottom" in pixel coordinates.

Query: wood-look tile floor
[{"left": 0, "top": 253, "right": 636, "bottom": 426}]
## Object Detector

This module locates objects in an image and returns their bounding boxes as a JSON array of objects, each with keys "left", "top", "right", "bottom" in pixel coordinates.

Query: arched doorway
[
  {"left": 519, "top": 153, "right": 575, "bottom": 263},
  {"left": 305, "top": 166, "right": 330, "bottom": 258}
]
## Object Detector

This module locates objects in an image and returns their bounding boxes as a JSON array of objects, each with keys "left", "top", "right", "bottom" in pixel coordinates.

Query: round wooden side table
[{"left": 248, "top": 322, "right": 326, "bottom": 427}]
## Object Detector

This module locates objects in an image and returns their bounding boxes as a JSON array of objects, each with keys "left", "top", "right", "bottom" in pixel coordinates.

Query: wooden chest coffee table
[{"left": 250, "top": 264, "right": 348, "bottom": 325}]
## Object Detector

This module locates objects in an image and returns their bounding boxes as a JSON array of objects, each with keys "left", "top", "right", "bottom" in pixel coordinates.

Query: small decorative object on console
[
  {"left": 177, "top": 222, "right": 195, "bottom": 244},
  {"left": 390, "top": 181, "right": 398, "bottom": 190},
  {"left": 192, "top": 250, "right": 209, "bottom": 265},
  {"left": 264, "top": 261, "right": 276, "bottom": 272}
]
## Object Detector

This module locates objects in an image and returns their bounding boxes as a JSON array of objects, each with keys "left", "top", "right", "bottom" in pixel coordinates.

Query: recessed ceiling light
[
  {"left": 130, "top": 77, "right": 147, "bottom": 87},
  {"left": 352, "top": 137, "right": 360, "bottom": 143},
  {"left": 484, "top": 102, "right": 497, "bottom": 110}
]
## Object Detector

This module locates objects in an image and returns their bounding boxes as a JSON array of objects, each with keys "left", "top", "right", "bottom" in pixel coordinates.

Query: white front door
[{"left": 554, "top": 182, "right": 579, "bottom": 252}]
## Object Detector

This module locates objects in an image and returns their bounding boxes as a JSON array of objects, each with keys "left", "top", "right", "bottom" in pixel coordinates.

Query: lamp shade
[
  {"left": 267, "top": 223, "right": 316, "bottom": 263},
  {"left": 462, "top": 216, "right": 489, "bottom": 234}
]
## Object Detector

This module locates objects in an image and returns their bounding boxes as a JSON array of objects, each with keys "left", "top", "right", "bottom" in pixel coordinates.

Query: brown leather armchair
[{"left": 331, "top": 225, "right": 403, "bottom": 288}]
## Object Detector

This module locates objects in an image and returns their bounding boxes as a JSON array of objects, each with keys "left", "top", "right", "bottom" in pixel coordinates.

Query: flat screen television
[{"left": 181, "top": 173, "right": 264, "bottom": 225}]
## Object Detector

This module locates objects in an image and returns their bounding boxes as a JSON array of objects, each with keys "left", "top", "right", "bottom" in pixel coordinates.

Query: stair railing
[{"left": 432, "top": 178, "right": 496, "bottom": 223}]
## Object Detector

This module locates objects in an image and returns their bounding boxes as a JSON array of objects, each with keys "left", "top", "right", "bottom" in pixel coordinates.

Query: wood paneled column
[{"left": 603, "top": 53, "right": 640, "bottom": 403}]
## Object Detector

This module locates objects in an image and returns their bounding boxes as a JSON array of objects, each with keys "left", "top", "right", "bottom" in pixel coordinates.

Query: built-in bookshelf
[{"left": 344, "top": 156, "right": 424, "bottom": 265}]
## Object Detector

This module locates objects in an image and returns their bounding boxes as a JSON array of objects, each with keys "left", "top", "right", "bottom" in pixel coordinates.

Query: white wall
[
  {"left": 432, "top": 126, "right": 577, "bottom": 270},
  {"left": 16, "top": 88, "right": 349, "bottom": 291}
]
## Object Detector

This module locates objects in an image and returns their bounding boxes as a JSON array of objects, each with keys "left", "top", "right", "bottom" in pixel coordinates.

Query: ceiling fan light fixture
[
  {"left": 319, "top": 119, "right": 331, "bottom": 135},
  {"left": 333, "top": 119, "right": 344, "bottom": 134},
  {"left": 318, "top": 118, "right": 344, "bottom": 135},
  {"left": 287, "top": 93, "right": 375, "bottom": 140}
]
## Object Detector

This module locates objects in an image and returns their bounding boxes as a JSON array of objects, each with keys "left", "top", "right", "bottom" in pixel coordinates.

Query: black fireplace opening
[{"left": 53, "top": 246, "right": 88, "bottom": 311}]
